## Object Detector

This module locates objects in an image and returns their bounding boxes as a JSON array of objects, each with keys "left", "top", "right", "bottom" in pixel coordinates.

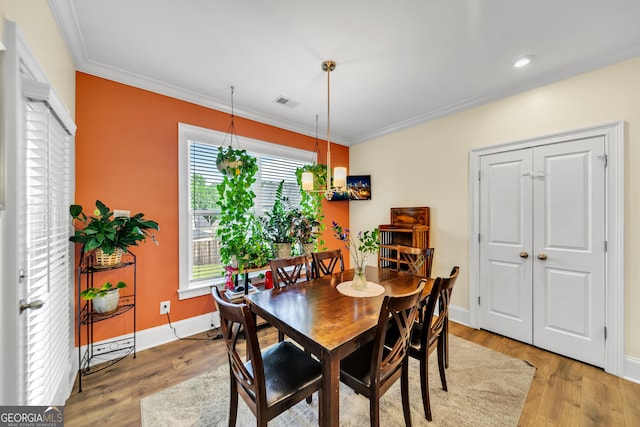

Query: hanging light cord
[
  {"left": 223, "top": 85, "right": 240, "bottom": 149},
  {"left": 313, "top": 114, "right": 322, "bottom": 164}
]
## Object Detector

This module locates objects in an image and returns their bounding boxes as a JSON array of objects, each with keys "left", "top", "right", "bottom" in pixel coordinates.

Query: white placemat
[{"left": 336, "top": 281, "right": 385, "bottom": 297}]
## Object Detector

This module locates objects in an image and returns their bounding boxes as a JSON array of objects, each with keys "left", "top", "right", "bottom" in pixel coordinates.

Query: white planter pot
[{"left": 92, "top": 289, "right": 120, "bottom": 313}]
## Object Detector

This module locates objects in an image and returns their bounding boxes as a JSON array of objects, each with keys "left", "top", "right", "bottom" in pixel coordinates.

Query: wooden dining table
[{"left": 245, "top": 265, "right": 433, "bottom": 427}]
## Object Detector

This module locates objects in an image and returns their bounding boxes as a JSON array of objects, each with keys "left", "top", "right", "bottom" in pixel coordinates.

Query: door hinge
[
  {"left": 478, "top": 296, "right": 481, "bottom": 305},
  {"left": 597, "top": 154, "right": 608, "bottom": 167},
  {"left": 478, "top": 170, "right": 481, "bottom": 181},
  {"left": 478, "top": 233, "right": 481, "bottom": 243},
  {"left": 604, "top": 326, "right": 607, "bottom": 340},
  {"left": 604, "top": 240, "right": 608, "bottom": 252}
]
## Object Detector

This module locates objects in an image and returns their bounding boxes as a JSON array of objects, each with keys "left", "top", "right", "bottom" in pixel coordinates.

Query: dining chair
[
  {"left": 339, "top": 281, "right": 426, "bottom": 427},
  {"left": 409, "top": 266, "right": 459, "bottom": 421},
  {"left": 395, "top": 245, "right": 434, "bottom": 278},
  {"left": 212, "top": 287, "right": 323, "bottom": 427},
  {"left": 269, "top": 254, "right": 311, "bottom": 288},
  {"left": 269, "top": 254, "right": 311, "bottom": 342},
  {"left": 311, "top": 249, "right": 344, "bottom": 278}
]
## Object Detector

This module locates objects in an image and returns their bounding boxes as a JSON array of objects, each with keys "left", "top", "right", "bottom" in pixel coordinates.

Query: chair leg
[
  {"left": 305, "top": 350, "right": 313, "bottom": 403},
  {"left": 444, "top": 317, "right": 450, "bottom": 368},
  {"left": 278, "top": 330, "right": 284, "bottom": 342},
  {"left": 420, "top": 352, "right": 432, "bottom": 421},
  {"left": 438, "top": 338, "right": 448, "bottom": 392},
  {"left": 401, "top": 362, "right": 413, "bottom": 427},
  {"left": 229, "top": 379, "right": 238, "bottom": 427},
  {"left": 370, "top": 389, "right": 381, "bottom": 427}
]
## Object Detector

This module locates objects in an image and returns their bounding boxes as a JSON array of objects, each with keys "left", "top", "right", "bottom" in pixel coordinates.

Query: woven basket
[{"left": 95, "top": 248, "right": 124, "bottom": 267}]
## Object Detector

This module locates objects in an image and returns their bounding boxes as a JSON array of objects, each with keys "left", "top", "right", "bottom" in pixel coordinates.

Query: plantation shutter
[
  {"left": 259, "top": 155, "right": 303, "bottom": 214},
  {"left": 189, "top": 142, "right": 224, "bottom": 280},
  {"left": 22, "top": 99, "right": 73, "bottom": 404}
]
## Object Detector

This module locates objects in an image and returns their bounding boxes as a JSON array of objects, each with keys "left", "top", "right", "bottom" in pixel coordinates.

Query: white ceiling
[{"left": 50, "top": 0, "right": 640, "bottom": 146}]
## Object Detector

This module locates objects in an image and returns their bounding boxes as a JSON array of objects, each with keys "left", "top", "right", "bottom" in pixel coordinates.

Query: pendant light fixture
[{"left": 302, "top": 60, "right": 348, "bottom": 200}]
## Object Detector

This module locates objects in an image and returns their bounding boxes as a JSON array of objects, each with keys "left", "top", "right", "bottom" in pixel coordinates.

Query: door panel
[
  {"left": 533, "top": 137, "right": 605, "bottom": 366},
  {"left": 479, "top": 150, "right": 533, "bottom": 343},
  {"left": 543, "top": 268, "right": 590, "bottom": 336}
]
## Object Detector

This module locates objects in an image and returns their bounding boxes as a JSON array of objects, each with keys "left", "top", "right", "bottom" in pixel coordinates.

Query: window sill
[{"left": 177, "top": 282, "right": 219, "bottom": 300}]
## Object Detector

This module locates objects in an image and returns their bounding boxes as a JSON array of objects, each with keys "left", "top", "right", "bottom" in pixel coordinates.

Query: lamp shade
[
  {"left": 301, "top": 171, "right": 314, "bottom": 191},
  {"left": 333, "top": 167, "right": 347, "bottom": 188}
]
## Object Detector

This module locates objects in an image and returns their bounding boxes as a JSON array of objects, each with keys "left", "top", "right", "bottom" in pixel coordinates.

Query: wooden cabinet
[{"left": 378, "top": 207, "right": 431, "bottom": 276}]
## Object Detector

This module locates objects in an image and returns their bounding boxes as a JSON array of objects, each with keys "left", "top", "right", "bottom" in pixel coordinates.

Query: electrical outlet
[{"left": 160, "top": 300, "right": 170, "bottom": 314}]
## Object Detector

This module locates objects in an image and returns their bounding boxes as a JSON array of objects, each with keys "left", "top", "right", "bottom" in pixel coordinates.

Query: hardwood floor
[{"left": 64, "top": 322, "right": 640, "bottom": 426}]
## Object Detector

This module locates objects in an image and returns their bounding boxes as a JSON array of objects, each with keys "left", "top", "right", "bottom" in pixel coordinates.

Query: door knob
[
  {"left": 519, "top": 252, "right": 529, "bottom": 258},
  {"left": 537, "top": 253, "right": 548, "bottom": 260},
  {"left": 19, "top": 299, "right": 45, "bottom": 314}
]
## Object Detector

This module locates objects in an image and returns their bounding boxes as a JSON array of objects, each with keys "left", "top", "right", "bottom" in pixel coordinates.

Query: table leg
[{"left": 320, "top": 350, "right": 340, "bottom": 426}]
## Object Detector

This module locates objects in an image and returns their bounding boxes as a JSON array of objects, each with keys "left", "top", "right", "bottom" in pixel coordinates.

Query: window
[{"left": 178, "top": 123, "right": 312, "bottom": 299}]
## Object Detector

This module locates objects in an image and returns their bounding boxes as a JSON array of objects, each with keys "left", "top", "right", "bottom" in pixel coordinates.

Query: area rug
[{"left": 140, "top": 335, "right": 535, "bottom": 426}]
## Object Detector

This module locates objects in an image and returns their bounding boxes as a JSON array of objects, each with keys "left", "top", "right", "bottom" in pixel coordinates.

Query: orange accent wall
[{"left": 75, "top": 72, "right": 349, "bottom": 342}]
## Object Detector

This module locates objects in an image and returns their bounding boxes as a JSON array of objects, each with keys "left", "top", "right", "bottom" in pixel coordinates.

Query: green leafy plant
[
  {"left": 262, "top": 180, "right": 294, "bottom": 244},
  {"left": 69, "top": 200, "right": 159, "bottom": 254},
  {"left": 296, "top": 164, "right": 327, "bottom": 250},
  {"left": 80, "top": 281, "right": 127, "bottom": 300},
  {"left": 331, "top": 221, "right": 380, "bottom": 267},
  {"left": 290, "top": 209, "right": 320, "bottom": 245},
  {"left": 242, "top": 214, "right": 273, "bottom": 268}
]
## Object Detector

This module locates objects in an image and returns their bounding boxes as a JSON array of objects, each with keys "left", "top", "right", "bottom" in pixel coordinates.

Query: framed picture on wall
[{"left": 346, "top": 175, "right": 371, "bottom": 200}]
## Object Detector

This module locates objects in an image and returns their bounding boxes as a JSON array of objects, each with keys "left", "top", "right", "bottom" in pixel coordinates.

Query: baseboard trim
[
  {"left": 623, "top": 355, "right": 640, "bottom": 384},
  {"left": 76, "top": 311, "right": 222, "bottom": 364},
  {"left": 449, "top": 304, "right": 470, "bottom": 327}
]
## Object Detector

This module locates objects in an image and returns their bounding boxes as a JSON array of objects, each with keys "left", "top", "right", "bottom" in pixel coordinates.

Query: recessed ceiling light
[{"left": 514, "top": 55, "right": 533, "bottom": 68}]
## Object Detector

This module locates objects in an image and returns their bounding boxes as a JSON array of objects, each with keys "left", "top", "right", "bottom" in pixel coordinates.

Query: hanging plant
[
  {"left": 216, "top": 146, "right": 246, "bottom": 176},
  {"left": 216, "top": 148, "right": 264, "bottom": 268},
  {"left": 296, "top": 164, "right": 328, "bottom": 251}
]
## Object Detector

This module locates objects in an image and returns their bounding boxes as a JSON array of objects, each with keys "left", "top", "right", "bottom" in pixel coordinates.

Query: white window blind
[
  {"left": 22, "top": 100, "right": 72, "bottom": 404},
  {"left": 178, "top": 123, "right": 312, "bottom": 299}
]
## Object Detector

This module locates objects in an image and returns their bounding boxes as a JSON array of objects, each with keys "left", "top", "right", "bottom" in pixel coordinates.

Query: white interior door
[
  {"left": 532, "top": 137, "right": 606, "bottom": 366},
  {"left": 479, "top": 150, "right": 533, "bottom": 343},
  {"left": 479, "top": 137, "right": 606, "bottom": 367}
]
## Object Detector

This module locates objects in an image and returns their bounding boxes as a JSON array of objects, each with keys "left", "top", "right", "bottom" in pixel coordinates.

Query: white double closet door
[{"left": 479, "top": 136, "right": 606, "bottom": 367}]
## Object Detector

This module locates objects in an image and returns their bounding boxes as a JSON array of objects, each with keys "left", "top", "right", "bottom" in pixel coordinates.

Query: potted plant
[
  {"left": 69, "top": 200, "right": 159, "bottom": 266},
  {"left": 290, "top": 208, "right": 320, "bottom": 255},
  {"left": 216, "top": 146, "right": 245, "bottom": 176},
  {"left": 80, "top": 281, "right": 127, "bottom": 313},
  {"left": 262, "top": 180, "right": 295, "bottom": 258}
]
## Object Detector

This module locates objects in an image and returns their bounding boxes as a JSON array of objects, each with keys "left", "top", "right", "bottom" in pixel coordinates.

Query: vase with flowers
[{"left": 331, "top": 221, "right": 380, "bottom": 291}]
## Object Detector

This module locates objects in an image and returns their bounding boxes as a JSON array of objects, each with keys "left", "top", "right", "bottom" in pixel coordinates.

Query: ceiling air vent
[{"left": 273, "top": 95, "right": 299, "bottom": 108}]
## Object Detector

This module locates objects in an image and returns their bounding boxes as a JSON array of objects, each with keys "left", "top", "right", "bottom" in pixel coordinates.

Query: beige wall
[
  {"left": 0, "top": 0, "right": 75, "bottom": 116},
  {"left": 351, "top": 57, "right": 640, "bottom": 358}
]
